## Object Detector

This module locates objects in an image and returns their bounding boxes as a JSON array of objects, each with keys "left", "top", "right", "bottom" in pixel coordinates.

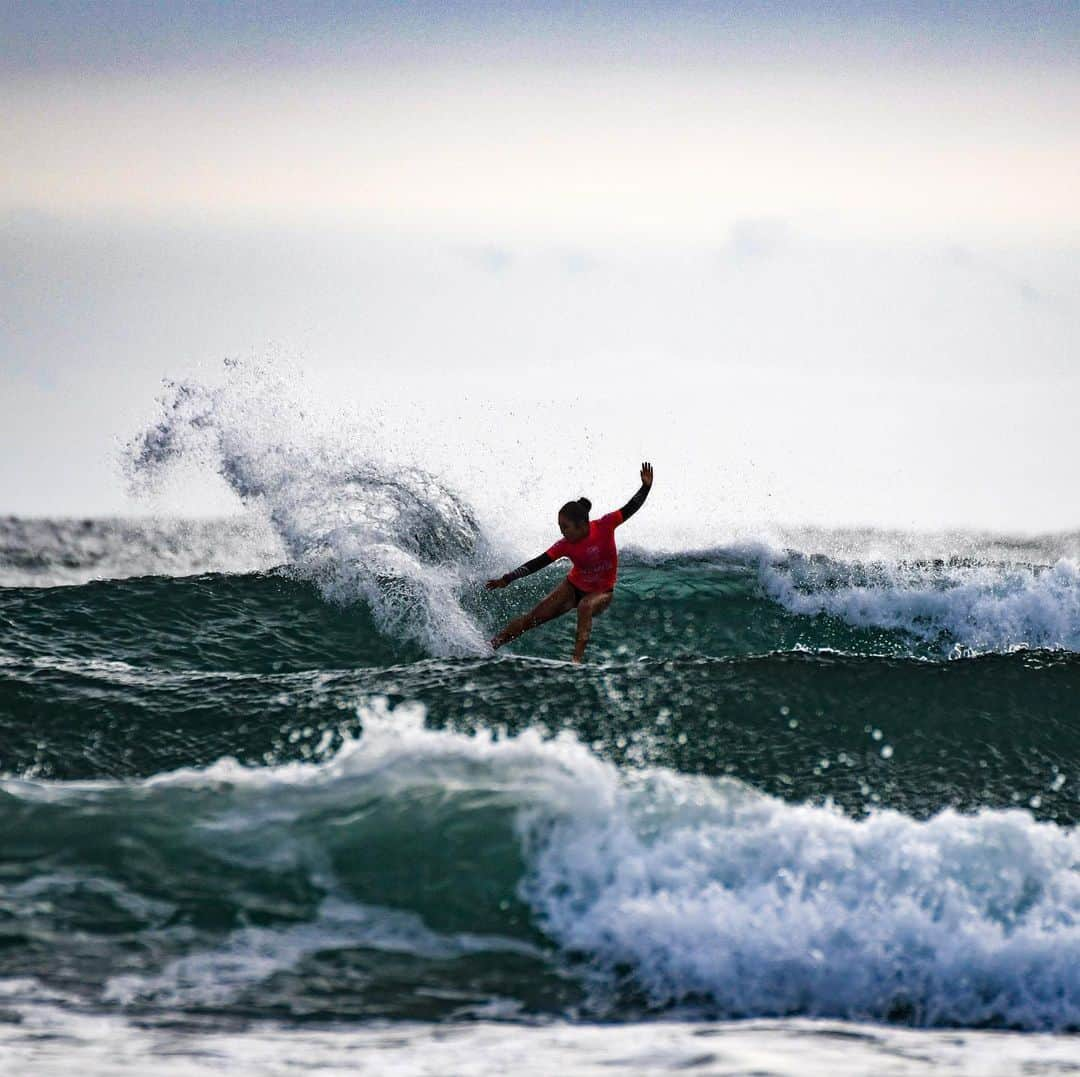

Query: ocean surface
[{"left": 2, "top": 373, "right": 1078, "bottom": 1074}]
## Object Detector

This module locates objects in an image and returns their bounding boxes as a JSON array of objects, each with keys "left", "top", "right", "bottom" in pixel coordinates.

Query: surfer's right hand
[{"left": 485, "top": 577, "right": 508, "bottom": 590}]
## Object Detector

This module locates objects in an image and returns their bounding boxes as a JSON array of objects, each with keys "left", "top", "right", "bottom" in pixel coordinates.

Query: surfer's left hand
[{"left": 640, "top": 461, "right": 654, "bottom": 487}]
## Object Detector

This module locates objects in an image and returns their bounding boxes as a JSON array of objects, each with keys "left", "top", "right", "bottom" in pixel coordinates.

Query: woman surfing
[{"left": 486, "top": 462, "right": 654, "bottom": 663}]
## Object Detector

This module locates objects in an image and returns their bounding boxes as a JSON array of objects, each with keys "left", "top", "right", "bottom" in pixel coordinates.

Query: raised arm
[
  {"left": 486, "top": 552, "right": 555, "bottom": 590},
  {"left": 619, "top": 461, "right": 654, "bottom": 522}
]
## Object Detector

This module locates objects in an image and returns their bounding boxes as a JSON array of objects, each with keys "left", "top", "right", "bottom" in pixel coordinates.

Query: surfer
[{"left": 486, "top": 462, "right": 654, "bottom": 663}]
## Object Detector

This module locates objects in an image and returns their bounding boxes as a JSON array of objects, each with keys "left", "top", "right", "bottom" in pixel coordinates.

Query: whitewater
[{"left": 1, "top": 361, "right": 1078, "bottom": 1074}]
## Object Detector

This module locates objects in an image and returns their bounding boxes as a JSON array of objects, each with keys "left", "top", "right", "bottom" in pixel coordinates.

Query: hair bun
[{"left": 577, "top": 497, "right": 592, "bottom": 512}]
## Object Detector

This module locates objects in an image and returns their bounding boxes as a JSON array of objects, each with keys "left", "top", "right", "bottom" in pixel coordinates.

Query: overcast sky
[{"left": 2, "top": 2, "right": 1078, "bottom": 529}]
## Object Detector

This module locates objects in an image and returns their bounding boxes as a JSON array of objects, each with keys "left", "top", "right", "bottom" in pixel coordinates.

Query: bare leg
[
  {"left": 572, "top": 591, "right": 613, "bottom": 663},
  {"left": 491, "top": 580, "right": 578, "bottom": 650}
]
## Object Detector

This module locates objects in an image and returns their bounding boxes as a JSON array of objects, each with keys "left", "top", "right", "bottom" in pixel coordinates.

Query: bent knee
[{"left": 579, "top": 593, "right": 612, "bottom": 617}]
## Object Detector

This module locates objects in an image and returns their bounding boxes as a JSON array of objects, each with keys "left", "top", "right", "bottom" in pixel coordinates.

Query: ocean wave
[
  {"left": 5, "top": 551, "right": 1080, "bottom": 679},
  {"left": 2, "top": 704, "right": 1077, "bottom": 1029}
]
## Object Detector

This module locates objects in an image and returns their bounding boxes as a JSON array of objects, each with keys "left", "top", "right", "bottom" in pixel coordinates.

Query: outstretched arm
[
  {"left": 619, "top": 461, "right": 654, "bottom": 522},
  {"left": 486, "top": 552, "right": 555, "bottom": 590}
]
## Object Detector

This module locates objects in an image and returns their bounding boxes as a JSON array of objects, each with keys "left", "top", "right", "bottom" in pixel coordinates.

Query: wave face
[{"left": 2, "top": 362, "right": 1079, "bottom": 1035}]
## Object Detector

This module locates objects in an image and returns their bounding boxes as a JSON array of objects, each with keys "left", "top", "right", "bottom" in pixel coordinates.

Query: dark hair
[{"left": 559, "top": 497, "right": 592, "bottom": 525}]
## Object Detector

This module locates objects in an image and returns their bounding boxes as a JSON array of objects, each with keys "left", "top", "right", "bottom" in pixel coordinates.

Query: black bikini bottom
[{"left": 568, "top": 580, "right": 612, "bottom": 606}]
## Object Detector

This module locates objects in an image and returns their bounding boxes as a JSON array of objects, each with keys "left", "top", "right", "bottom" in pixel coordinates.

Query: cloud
[
  {"left": 944, "top": 244, "right": 1064, "bottom": 310},
  {"left": 456, "top": 245, "right": 516, "bottom": 274},
  {"left": 726, "top": 218, "right": 793, "bottom": 263}
]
